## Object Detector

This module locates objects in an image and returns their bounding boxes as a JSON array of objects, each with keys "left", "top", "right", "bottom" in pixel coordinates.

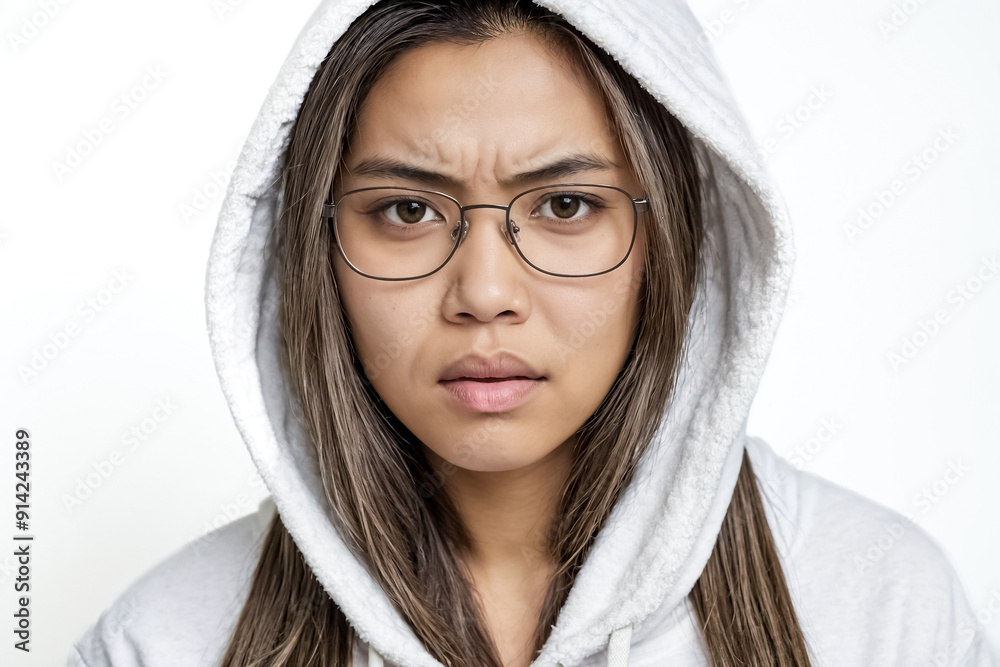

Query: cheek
[
  {"left": 541, "top": 289, "right": 642, "bottom": 437},
  {"left": 347, "top": 310, "right": 421, "bottom": 390},
  {"left": 334, "top": 272, "right": 446, "bottom": 406},
  {"left": 333, "top": 259, "right": 415, "bottom": 384},
  {"left": 550, "top": 267, "right": 643, "bottom": 370}
]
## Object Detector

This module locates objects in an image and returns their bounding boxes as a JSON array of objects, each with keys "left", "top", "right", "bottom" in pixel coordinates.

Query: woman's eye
[
  {"left": 383, "top": 200, "right": 441, "bottom": 225},
  {"left": 540, "top": 195, "right": 591, "bottom": 220}
]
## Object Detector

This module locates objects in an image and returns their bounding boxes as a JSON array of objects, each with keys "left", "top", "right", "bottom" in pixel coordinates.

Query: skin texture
[{"left": 332, "top": 31, "right": 646, "bottom": 666}]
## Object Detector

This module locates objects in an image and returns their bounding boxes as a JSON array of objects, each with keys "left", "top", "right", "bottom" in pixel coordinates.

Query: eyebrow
[{"left": 343, "top": 152, "right": 619, "bottom": 190}]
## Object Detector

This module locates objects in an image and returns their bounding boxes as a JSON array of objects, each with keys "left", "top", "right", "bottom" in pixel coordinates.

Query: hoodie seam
[
  {"left": 72, "top": 645, "right": 91, "bottom": 666},
  {"left": 952, "top": 628, "right": 985, "bottom": 666},
  {"left": 746, "top": 436, "right": 805, "bottom": 560}
]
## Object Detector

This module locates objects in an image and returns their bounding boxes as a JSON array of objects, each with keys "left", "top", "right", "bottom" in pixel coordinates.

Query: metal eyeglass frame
[{"left": 321, "top": 183, "right": 649, "bottom": 281}]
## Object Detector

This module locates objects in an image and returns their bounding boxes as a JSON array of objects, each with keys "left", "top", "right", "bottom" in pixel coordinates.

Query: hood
[{"left": 205, "top": 0, "right": 794, "bottom": 665}]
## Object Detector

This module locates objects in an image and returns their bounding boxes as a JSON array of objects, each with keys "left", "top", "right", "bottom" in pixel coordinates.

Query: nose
[{"left": 439, "top": 204, "right": 531, "bottom": 324}]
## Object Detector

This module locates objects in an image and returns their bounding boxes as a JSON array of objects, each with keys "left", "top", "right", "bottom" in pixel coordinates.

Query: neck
[{"left": 421, "top": 437, "right": 574, "bottom": 578}]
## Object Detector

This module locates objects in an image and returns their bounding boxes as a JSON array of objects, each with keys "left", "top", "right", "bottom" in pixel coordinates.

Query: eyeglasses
[{"left": 323, "top": 183, "right": 648, "bottom": 281}]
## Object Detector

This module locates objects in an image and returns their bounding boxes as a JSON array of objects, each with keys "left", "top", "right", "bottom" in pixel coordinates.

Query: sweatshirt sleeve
[
  {"left": 747, "top": 437, "right": 998, "bottom": 665},
  {"left": 923, "top": 571, "right": 998, "bottom": 667},
  {"left": 63, "top": 594, "right": 146, "bottom": 667},
  {"left": 67, "top": 644, "right": 91, "bottom": 667},
  {"left": 803, "top": 491, "right": 996, "bottom": 665},
  {"left": 62, "top": 501, "right": 274, "bottom": 667},
  {"left": 954, "top": 630, "right": 996, "bottom": 666}
]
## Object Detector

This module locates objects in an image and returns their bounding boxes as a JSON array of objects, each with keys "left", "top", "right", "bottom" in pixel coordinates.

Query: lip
[
  {"left": 439, "top": 351, "right": 544, "bottom": 382},
  {"left": 440, "top": 378, "right": 542, "bottom": 412},
  {"left": 438, "top": 352, "right": 546, "bottom": 412}
]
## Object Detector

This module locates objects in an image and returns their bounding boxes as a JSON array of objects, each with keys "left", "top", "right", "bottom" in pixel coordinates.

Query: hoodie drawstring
[
  {"left": 367, "top": 623, "right": 632, "bottom": 666},
  {"left": 606, "top": 624, "right": 633, "bottom": 666}
]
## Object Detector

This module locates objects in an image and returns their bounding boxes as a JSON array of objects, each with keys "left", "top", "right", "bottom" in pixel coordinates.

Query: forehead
[{"left": 342, "top": 31, "right": 628, "bottom": 192}]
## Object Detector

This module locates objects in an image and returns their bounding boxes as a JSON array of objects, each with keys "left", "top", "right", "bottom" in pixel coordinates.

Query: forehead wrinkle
[
  {"left": 344, "top": 149, "right": 622, "bottom": 194},
  {"left": 343, "top": 34, "right": 629, "bottom": 195},
  {"left": 346, "top": 119, "right": 624, "bottom": 191}
]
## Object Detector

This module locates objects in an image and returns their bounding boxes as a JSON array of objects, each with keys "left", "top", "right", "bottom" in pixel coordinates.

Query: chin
[
  {"left": 443, "top": 431, "right": 574, "bottom": 473},
  {"left": 453, "top": 452, "right": 543, "bottom": 473}
]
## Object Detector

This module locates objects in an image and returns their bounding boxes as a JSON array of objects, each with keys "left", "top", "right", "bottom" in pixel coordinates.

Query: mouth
[
  {"left": 438, "top": 376, "right": 544, "bottom": 412},
  {"left": 438, "top": 352, "right": 545, "bottom": 411},
  {"left": 443, "top": 376, "right": 539, "bottom": 383}
]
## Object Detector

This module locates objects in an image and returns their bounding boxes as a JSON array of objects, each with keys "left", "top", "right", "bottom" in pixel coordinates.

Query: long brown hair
[{"left": 220, "top": 1, "right": 811, "bottom": 665}]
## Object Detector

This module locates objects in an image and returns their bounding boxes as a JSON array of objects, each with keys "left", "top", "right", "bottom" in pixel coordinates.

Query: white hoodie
[{"left": 66, "top": 0, "right": 995, "bottom": 665}]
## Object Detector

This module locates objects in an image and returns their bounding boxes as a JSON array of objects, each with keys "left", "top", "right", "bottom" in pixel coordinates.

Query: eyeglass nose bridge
[{"left": 454, "top": 202, "right": 520, "bottom": 246}]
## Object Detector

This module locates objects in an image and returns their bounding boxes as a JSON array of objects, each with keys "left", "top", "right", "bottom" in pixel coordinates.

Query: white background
[{"left": 1, "top": 0, "right": 997, "bottom": 664}]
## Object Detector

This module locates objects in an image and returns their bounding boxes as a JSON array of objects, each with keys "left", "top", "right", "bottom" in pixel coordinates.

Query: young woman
[{"left": 68, "top": 0, "right": 991, "bottom": 665}]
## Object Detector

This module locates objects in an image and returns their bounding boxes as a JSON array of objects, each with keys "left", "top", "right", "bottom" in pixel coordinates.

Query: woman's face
[{"left": 333, "top": 31, "right": 646, "bottom": 475}]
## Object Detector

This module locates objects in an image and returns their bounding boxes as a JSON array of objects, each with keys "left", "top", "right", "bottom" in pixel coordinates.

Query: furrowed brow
[
  {"left": 345, "top": 153, "right": 619, "bottom": 190},
  {"left": 504, "top": 153, "right": 619, "bottom": 188}
]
